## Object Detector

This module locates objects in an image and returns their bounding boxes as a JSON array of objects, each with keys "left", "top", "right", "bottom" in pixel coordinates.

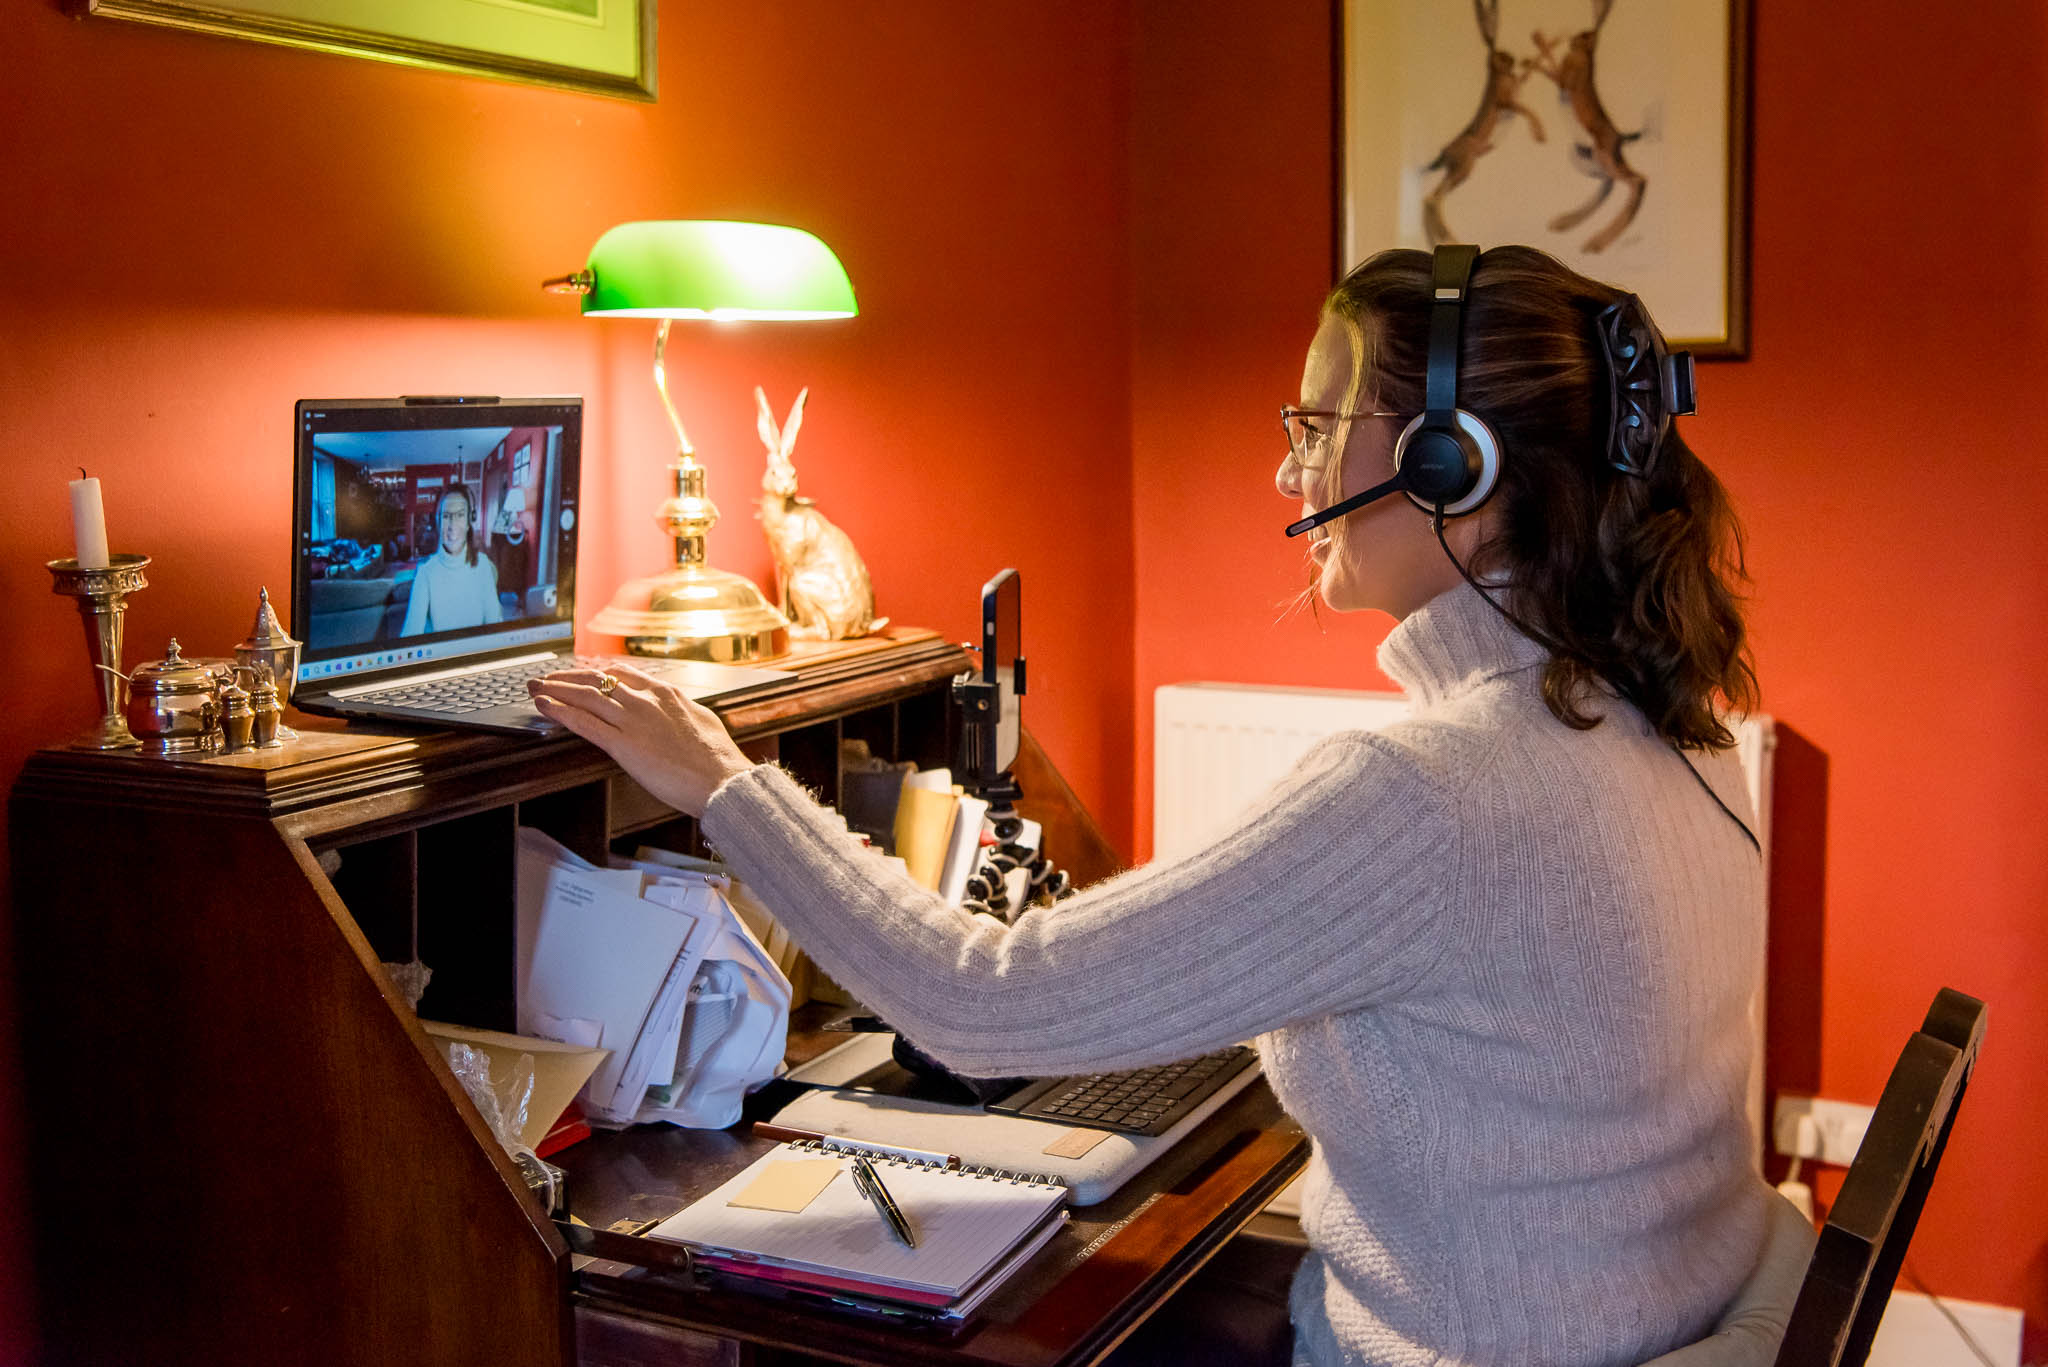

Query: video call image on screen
[{"left": 302, "top": 424, "right": 570, "bottom": 652}]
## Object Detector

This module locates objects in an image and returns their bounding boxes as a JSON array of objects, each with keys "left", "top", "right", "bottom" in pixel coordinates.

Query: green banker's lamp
[{"left": 545, "top": 220, "right": 858, "bottom": 662}]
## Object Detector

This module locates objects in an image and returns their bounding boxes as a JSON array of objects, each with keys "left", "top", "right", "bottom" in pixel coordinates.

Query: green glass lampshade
[{"left": 578, "top": 220, "right": 857, "bottom": 320}]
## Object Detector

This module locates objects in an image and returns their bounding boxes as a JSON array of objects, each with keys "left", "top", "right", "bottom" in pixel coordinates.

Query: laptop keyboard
[
  {"left": 353, "top": 655, "right": 622, "bottom": 714},
  {"left": 985, "top": 1045, "right": 1258, "bottom": 1137}
]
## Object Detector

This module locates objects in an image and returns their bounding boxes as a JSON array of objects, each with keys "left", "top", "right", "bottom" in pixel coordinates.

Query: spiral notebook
[{"left": 648, "top": 1137, "right": 1068, "bottom": 1306}]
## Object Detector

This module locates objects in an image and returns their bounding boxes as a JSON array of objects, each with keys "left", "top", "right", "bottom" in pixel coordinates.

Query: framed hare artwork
[{"left": 1338, "top": 0, "right": 1751, "bottom": 357}]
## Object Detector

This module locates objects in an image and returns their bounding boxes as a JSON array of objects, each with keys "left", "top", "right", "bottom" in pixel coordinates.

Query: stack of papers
[
  {"left": 514, "top": 829, "right": 727, "bottom": 1125},
  {"left": 635, "top": 844, "right": 805, "bottom": 994}
]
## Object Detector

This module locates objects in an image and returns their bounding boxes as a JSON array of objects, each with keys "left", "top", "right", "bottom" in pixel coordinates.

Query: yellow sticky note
[{"left": 727, "top": 1159, "right": 844, "bottom": 1213}]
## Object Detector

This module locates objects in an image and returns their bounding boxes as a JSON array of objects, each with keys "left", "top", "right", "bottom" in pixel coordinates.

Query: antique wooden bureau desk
[{"left": 9, "top": 629, "right": 1306, "bottom": 1367}]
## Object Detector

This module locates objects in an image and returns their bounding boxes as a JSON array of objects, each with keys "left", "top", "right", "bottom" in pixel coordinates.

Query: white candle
[{"left": 69, "top": 471, "right": 110, "bottom": 569}]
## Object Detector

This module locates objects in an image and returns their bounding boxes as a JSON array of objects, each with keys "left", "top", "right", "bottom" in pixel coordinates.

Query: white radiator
[
  {"left": 1152, "top": 683, "right": 1411, "bottom": 863},
  {"left": 1151, "top": 681, "right": 1776, "bottom": 1201}
]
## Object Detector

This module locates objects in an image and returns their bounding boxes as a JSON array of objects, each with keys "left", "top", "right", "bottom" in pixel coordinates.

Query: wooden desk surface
[{"left": 565, "top": 1015, "right": 1308, "bottom": 1367}]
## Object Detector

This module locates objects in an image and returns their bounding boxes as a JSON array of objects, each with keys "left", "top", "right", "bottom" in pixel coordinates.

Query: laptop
[{"left": 290, "top": 396, "right": 790, "bottom": 735}]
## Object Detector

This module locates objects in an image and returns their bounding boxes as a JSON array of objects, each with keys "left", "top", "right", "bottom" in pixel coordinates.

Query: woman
[
  {"left": 401, "top": 483, "right": 502, "bottom": 637},
  {"left": 532, "top": 246, "right": 1776, "bottom": 1366}
]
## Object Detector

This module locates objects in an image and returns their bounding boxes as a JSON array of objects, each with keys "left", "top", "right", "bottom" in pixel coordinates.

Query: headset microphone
[{"left": 1284, "top": 471, "right": 1406, "bottom": 539}]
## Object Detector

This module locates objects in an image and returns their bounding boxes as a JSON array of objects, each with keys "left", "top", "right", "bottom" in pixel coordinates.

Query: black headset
[
  {"left": 1287, "top": 244, "right": 1703, "bottom": 542},
  {"left": 1285, "top": 244, "right": 1500, "bottom": 540}
]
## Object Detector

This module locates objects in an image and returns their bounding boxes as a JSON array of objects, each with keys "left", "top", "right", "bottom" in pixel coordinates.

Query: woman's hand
[{"left": 527, "top": 663, "right": 755, "bottom": 817}]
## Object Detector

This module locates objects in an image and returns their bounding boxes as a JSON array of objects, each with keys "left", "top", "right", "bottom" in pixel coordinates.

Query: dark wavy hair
[{"left": 1324, "top": 245, "right": 1756, "bottom": 749}]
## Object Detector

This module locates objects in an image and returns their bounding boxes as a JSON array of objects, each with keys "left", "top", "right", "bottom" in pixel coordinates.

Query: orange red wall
[
  {"left": 1129, "top": 0, "right": 2047, "bottom": 1352},
  {"left": 0, "top": 6, "right": 1132, "bottom": 1361}
]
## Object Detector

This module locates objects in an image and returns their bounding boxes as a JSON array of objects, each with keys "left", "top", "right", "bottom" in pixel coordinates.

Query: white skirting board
[{"left": 1868, "top": 1291, "right": 2023, "bottom": 1367}]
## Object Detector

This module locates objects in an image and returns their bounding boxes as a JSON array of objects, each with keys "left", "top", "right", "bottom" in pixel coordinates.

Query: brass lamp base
[
  {"left": 593, "top": 439, "right": 790, "bottom": 663},
  {"left": 588, "top": 562, "right": 790, "bottom": 664}
]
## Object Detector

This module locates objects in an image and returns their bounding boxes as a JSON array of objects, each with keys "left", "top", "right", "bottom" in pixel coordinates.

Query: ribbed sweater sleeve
[{"left": 701, "top": 730, "right": 1458, "bottom": 1078}]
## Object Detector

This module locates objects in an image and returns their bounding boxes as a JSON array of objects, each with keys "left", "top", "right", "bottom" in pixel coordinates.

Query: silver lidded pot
[
  {"left": 234, "top": 587, "right": 300, "bottom": 706},
  {"left": 124, "top": 638, "right": 222, "bottom": 755}
]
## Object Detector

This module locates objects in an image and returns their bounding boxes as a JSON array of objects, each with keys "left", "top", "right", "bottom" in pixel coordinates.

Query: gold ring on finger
[{"left": 597, "top": 674, "right": 618, "bottom": 697}]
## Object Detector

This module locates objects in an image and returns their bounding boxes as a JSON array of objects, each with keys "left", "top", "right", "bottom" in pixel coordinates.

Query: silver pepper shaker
[
  {"left": 217, "top": 671, "right": 255, "bottom": 753},
  {"left": 250, "top": 665, "right": 284, "bottom": 748}
]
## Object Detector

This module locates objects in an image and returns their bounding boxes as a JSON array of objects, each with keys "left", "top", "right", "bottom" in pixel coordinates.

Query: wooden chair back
[{"left": 1774, "top": 987, "right": 1987, "bottom": 1367}]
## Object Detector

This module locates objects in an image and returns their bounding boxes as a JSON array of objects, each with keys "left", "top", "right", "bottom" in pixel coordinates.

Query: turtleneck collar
[{"left": 1376, "top": 582, "right": 1551, "bottom": 709}]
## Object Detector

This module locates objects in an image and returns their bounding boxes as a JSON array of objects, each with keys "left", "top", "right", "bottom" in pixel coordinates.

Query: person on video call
[
  {"left": 532, "top": 246, "right": 1789, "bottom": 1367},
  {"left": 401, "top": 483, "right": 502, "bottom": 637}
]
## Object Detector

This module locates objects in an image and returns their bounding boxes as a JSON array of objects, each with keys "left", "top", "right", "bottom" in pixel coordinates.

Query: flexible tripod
[{"left": 954, "top": 770, "right": 1074, "bottom": 922}]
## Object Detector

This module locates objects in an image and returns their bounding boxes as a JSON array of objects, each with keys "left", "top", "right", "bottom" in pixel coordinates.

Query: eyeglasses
[{"left": 1280, "top": 406, "right": 1405, "bottom": 471}]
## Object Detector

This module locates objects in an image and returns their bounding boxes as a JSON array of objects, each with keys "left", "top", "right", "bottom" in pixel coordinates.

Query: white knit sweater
[{"left": 702, "top": 583, "right": 1774, "bottom": 1366}]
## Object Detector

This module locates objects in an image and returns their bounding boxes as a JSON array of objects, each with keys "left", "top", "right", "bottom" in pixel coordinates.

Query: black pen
[{"left": 850, "top": 1156, "right": 917, "bottom": 1249}]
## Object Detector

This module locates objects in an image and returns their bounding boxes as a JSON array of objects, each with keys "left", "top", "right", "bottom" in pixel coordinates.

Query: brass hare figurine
[{"left": 756, "top": 386, "right": 884, "bottom": 641}]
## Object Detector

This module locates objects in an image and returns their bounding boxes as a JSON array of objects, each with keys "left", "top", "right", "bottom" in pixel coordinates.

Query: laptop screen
[{"left": 291, "top": 397, "right": 583, "bottom": 685}]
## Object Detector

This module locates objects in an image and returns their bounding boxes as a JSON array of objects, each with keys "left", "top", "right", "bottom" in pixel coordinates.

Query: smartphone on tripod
[{"left": 954, "top": 568, "right": 1023, "bottom": 798}]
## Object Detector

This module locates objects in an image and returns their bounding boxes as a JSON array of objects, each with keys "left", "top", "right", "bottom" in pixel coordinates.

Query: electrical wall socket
[{"left": 1774, "top": 1094, "right": 1876, "bottom": 1166}]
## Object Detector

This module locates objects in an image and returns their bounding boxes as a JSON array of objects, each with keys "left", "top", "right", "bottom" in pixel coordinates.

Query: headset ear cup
[
  {"left": 1397, "top": 427, "right": 1470, "bottom": 504},
  {"left": 1396, "top": 411, "right": 1500, "bottom": 516}
]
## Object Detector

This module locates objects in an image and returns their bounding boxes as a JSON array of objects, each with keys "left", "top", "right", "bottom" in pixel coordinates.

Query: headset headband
[{"left": 1424, "top": 245, "right": 1480, "bottom": 421}]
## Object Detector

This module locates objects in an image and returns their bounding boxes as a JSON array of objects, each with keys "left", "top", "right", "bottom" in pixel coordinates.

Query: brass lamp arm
[{"left": 653, "top": 318, "right": 694, "bottom": 457}]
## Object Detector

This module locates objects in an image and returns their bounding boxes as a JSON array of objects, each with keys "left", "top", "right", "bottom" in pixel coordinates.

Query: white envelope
[
  {"left": 600, "top": 872, "right": 723, "bottom": 1107},
  {"left": 515, "top": 830, "right": 693, "bottom": 1113}
]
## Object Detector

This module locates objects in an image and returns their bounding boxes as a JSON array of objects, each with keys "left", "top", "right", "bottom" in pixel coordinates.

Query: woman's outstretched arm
[{"left": 531, "top": 663, "right": 1459, "bottom": 1077}]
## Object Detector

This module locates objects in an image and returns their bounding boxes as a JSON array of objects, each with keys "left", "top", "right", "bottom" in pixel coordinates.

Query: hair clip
[{"left": 1597, "top": 294, "right": 1696, "bottom": 477}]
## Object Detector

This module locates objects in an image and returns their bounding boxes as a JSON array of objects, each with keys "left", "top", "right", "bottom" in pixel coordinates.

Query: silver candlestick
[{"left": 48, "top": 554, "right": 150, "bottom": 750}]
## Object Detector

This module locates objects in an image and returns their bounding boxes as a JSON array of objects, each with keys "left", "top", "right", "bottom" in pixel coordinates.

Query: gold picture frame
[
  {"left": 69, "top": 0, "right": 657, "bottom": 102},
  {"left": 1337, "top": 0, "right": 1750, "bottom": 357}
]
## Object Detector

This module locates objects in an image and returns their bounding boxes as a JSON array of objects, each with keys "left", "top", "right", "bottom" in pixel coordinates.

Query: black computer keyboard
[{"left": 984, "top": 1045, "right": 1258, "bottom": 1137}]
